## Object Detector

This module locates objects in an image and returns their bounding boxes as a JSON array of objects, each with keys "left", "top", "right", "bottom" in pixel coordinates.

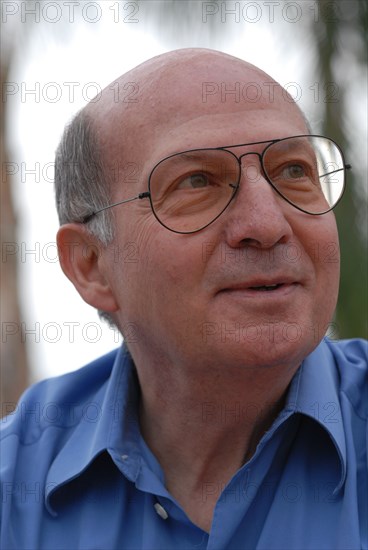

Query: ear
[{"left": 57, "top": 223, "right": 118, "bottom": 313}]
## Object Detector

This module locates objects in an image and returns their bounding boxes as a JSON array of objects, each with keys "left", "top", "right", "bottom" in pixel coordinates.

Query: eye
[
  {"left": 177, "top": 173, "right": 211, "bottom": 189},
  {"left": 282, "top": 164, "right": 307, "bottom": 179}
]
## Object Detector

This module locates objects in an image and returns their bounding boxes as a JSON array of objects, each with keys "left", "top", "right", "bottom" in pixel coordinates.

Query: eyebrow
[{"left": 170, "top": 152, "right": 211, "bottom": 163}]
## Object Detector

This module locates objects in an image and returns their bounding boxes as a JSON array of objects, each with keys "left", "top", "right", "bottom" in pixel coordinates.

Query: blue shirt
[{"left": 1, "top": 338, "right": 367, "bottom": 550}]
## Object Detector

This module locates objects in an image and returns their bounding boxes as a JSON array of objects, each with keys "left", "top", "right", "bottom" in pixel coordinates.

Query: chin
[{"left": 200, "top": 322, "right": 318, "bottom": 371}]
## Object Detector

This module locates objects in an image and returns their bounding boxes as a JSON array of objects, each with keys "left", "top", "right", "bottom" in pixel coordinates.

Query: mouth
[
  {"left": 218, "top": 280, "right": 299, "bottom": 298},
  {"left": 248, "top": 283, "right": 284, "bottom": 292}
]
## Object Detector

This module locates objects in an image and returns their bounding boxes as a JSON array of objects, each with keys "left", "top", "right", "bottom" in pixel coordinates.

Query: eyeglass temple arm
[
  {"left": 81, "top": 162, "right": 351, "bottom": 224},
  {"left": 319, "top": 164, "right": 351, "bottom": 178},
  {"left": 81, "top": 192, "right": 150, "bottom": 224}
]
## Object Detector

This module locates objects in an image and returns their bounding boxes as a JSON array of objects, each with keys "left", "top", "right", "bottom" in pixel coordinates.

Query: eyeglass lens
[{"left": 148, "top": 136, "right": 345, "bottom": 234}]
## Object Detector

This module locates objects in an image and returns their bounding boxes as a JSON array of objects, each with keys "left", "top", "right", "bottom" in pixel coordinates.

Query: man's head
[{"left": 56, "top": 48, "right": 341, "bottom": 374}]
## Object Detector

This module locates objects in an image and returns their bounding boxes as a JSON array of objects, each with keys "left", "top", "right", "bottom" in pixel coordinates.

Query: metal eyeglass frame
[{"left": 81, "top": 134, "right": 351, "bottom": 234}]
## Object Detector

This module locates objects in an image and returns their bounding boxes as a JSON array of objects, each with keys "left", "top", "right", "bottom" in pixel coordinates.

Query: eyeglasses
[{"left": 82, "top": 135, "right": 351, "bottom": 234}]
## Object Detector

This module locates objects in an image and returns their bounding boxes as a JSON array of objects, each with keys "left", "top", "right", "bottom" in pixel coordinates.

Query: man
[{"left": 1, "top": 49, "right": 367, "bottom": 549}]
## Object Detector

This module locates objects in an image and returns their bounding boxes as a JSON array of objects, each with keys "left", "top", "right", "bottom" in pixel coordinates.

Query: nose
[{"left": 223, "top": 153, "right": 293, "bottom": 249}]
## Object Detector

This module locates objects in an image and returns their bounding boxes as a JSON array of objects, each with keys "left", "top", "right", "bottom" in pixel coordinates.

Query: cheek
[
  {"left": 134, "top": 216, "right": 205, "bottom": 282},
  {"left": 312, "top": 216, "right": 340, "bottom": 284},
  {"left": 113, "top": 216, "right": 206, "bottom": 312},
  {"left": 104, "top": 217, "right": 157, "bottom": 313},
  {"left": 302, "top": 214, "right": 340, "bottom": 323},
  {"left": 315, "top": 244, "right": 340, "bottom": 311},
  {"left": 149, "top": 238, "right": 206, "bottom": 300}
]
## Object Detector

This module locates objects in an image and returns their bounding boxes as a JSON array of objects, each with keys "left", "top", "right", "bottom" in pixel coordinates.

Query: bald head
[
  {"left": 84, "top": 48, "right": 307, "bottom": 194},
  {"left": 89, "top": 48, "right": 278, "bottom": 116}
]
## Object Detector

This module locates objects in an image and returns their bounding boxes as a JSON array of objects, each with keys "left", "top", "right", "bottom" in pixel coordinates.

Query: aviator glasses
[{"left": 82, "top": 135, "right": 351, "bottom": 234}]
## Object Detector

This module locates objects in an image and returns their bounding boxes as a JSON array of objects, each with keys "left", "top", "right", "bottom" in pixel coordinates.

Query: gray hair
[
  {"left": 54, "top": 109, "right": 114, "bottom": 245},
  {"left": 55, "top": 109, "right": 117, "bottom": 327}
]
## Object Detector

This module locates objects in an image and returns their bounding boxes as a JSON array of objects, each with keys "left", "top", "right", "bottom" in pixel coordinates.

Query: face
[{"left": 97, "top": 52, "right": 340, "bottom": 374}]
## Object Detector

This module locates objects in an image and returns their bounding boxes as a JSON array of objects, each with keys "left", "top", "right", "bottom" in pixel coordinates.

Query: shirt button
[{"left": 154, "top": 502, "right": 169, "bottom": 520}]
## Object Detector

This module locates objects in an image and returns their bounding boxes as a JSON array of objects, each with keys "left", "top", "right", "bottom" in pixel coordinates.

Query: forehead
[{"left": 92, "top": 52, "right": 307, "bottom": 175}]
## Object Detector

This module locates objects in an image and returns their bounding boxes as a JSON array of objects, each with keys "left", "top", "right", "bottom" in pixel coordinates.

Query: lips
[
  {"left": 217, "top": 278, "right": 299, "bottom": 297},
  {"left": 221, "top": 278, "right": 294, "bottom": 290}
]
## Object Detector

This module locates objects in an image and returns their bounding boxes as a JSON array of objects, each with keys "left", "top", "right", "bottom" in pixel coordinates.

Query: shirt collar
[
  {"left": 284, "top": 339, "right": 347, "bottom": 493},
  {"left": 46, "top": 345, "right": 140, "bottom": 515},
  {"left": 46, "top": 339, "right": 347, "bottom": 514}
]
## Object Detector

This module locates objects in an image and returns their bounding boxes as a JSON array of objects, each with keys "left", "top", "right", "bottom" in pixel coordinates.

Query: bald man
[{"left": 1, "top": 49, "right": 367, "bottom": 550}]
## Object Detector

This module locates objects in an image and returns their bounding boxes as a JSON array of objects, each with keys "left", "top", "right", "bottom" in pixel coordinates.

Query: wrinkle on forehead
[{"left": 84, "top": 48, "right": 306, "bottom": 176}]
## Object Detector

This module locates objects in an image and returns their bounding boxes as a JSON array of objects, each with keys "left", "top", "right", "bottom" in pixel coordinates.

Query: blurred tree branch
[
  {"left": 312, "top": 0, "right": 367, "bottom": 338},
  {"left": 1, "top": 18, "right": 29, "bottom": 415}
]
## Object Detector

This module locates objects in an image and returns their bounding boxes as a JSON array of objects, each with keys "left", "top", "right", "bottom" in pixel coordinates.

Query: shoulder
[{"left": 0, "top": 348, "right": 119, "bottom": 445}]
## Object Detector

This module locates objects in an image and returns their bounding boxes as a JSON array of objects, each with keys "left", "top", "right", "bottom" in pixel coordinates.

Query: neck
[{"left": 136, "top": 358, "right": 298, "bottom": 532}]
